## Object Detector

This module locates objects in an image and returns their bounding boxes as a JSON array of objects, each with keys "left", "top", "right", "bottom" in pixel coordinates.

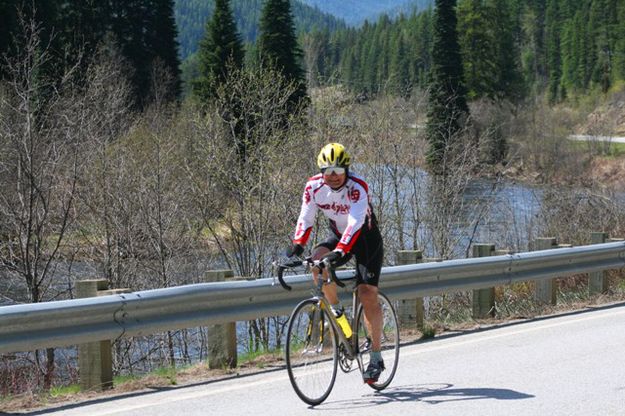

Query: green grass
[
  {"left": 113, "top": 374, "right": 140, "bottom": 384},
  {"left": 420, "top": 324, "right": 436, "bottom": 339},
  {"left": 567, "top": 137, "right": 625, "bottom": 157},
  {"left": 49, "top": 384, "right": 81, "bottom": 397},
  {"left": 153, "top": 366, "right": 180, "bottom": 385}
]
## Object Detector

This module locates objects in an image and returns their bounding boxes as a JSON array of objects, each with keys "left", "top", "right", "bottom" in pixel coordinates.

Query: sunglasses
[{"left": 321, "top": 166, "right": 346, "bottom": 175}]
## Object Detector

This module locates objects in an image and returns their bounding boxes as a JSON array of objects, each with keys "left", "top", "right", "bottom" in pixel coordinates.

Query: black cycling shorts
[{"left": 315, "top": 225, "right": 384, "bottom": 287}]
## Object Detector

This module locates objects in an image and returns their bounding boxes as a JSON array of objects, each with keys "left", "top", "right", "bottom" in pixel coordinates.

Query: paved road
[
  {"left": 569, "top": 134, "right": 625, "bottom": 143},
  {"left": 15, "top": 303, "right": 625, "bottom": 416}
]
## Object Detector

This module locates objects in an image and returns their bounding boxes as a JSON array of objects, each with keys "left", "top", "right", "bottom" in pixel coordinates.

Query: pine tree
[
  {"left": 546, "top": 0, "right": 562, "bottom": 102},
  {"left": 413, "top": 9, "right": 433, "bottom": 88},
  {"left": 521, "top": 0, "right": 548, "bottom": 91},
  {"left": 146, "top": 0, "right": 182, "bottom": 101},
  {"left": 589, "top": 0, "right": 618, "bottom": 93},
  {"left": 489, "top": 0, "right": 524, "bottom": 100},
  {"left": 426, "top": 0, "right": 469, "bottom": 174},
  {"left": 194, "top": 0, "right": 244, "bottom": 103},
  {"left": 616, "top": 1, "right": 625, "bottom": 80},
  {"left": 388, "top": 33, "right": 411, "bottom": 98},
  {"left": 457, "top": 0, "right": 498, "bottom": 99},
  {"left": 0, "top": 0, "right": 18, "bottom": 79},
  {"left": 258, "top": 0, "right": 308, "bottom": 111},
  {"left": 109, "top": 0, "right": 152, "bottom": 107},
  {"left": 57, "top": 0, "right": 110, "bottom": 76}
]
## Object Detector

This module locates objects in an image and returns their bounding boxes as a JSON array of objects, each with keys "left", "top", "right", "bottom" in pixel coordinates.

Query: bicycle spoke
[
  {"left": 355, "top": 292, "right": 400, "bottom": 390},
  {"left": 286, "top": 300, "right": 338, "bottom": 405}
]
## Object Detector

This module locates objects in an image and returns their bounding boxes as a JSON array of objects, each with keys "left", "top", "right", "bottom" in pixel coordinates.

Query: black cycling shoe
[{"left": 363, "top": 359, "right": 385, "bottom": 384}]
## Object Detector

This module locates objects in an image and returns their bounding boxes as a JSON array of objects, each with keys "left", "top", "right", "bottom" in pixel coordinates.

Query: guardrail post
[
  {"left": 534, "top": 238, "right": 558, "bottom": 305},
  {"left": 77, "top": 279, "right": 130, "bottom": 391},
  {"left": 589, "top": 232, "right": 609, "bottom": 294},
  {"left": 205, "top": 270, "right": 237, "bottom": 369},
  {"left": 472, "top": 244, "right": 496, "bottom": 318},
  {"left": 396, "top": 250, "right": 424, "bottom": 330}
]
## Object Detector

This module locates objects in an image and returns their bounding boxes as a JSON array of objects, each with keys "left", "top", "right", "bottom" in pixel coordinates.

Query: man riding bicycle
[{"left": 286, "top": 142, "right": 385, "bottom": 384}]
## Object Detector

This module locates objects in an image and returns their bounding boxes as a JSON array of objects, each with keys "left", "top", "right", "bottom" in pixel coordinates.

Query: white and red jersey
[{"left": 292, "top": 172, "right": 376, "bottom": 254}]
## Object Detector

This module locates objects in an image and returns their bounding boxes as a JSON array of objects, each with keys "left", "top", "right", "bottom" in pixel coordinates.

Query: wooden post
[
  {"left": 396, "top": 250, "right": 424, "bottom": 331},
  {"left": 472, "top": 244, "right": 496, "bottom": 318},
  {"left": 77, "top": 279, "right": 113, "bottom": 391},
  {"left": 589, "top": 232, "right": 609, "bottom": 295},
  {"left": 534, "top": 238, "right": 558, "bottom": 305},
  {"left": 205, "top": 270, "right": 237, "bottom": 369}
]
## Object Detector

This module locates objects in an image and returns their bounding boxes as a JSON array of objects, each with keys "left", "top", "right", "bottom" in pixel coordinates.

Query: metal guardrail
[{"left": 1, "top": 241, "right": 625, "bottom": 354}]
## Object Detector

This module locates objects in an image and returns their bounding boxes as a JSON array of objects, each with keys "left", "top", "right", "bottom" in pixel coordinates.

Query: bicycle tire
[
  {"left": 286, "top": 299, "right": 338, "bottom": 405},
  {"left": 355, "top": 292, "right": 400, "bottom": 390}
]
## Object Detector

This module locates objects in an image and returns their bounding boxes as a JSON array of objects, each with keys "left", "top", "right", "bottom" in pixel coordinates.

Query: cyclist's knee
[
  {"left": 358, "top": 284, "right": 378, "bottom": 302},
  {"left": 311, "top": 246, "right": 330, "bottom": 260}
]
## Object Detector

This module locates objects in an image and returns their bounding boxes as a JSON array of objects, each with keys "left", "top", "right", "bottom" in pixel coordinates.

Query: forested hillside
[
  {"left": 0, "top": 0, "right": 181, "bottom": 107},
  {"left": 175, "top": 0, "right": 346, "bottom": 60},
  {"left": 302, "top": 0, "right": 625, "bottom": 102},
  {"left": 298, "top": 0, "right": 433, "bottom": 26}
]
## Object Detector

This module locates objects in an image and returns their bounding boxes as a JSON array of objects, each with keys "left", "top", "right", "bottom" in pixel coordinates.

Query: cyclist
[{"left": 285, "top": 142, "right": 385, "bottom": 384}]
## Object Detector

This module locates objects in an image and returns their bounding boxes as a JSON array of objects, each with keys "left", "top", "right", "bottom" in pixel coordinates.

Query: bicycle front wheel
[
  {"left": 286, "top": 299, "right": 338, "bottom": 405},
  {"left": 355, "top": 292, "right": 400, "bottom": 390}
]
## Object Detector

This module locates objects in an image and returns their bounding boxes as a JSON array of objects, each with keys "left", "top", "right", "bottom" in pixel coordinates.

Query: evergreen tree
[
  {"left": 194, "top": 0, "right": 244, "bottom": 103},
  {"left": 258, "top": 0, "right": 308, "bottom": 111},
  {"left": 589, "top": 0, "right": 618, "bottom": 93},
  {"left": 388, "top": 33, "right": 411, "bottom": 98},
  {"left": 146, "top": 0, "right": 182, "bottom": 100},
  {"left": 59, "top": 0, "right": 109, "bottom": 51},
  {"left": 521, "top": 0, "right": 547, "bottom": 91},
  {"left": 457, "top": 0, "right": 498, "bottom": 99},
  {"left": 545, "top": 0, "right": 562, "bottom": 102},
  {"left": 0, "top": 0, "right": 18, "bottom": 79},
  {"left": 616, "top": 2, "right": 625, "bottom": 80},
  {"left": 109, "top": 0, "right": 152, "bottom": 107},
  {"left": 412, "top": 9, "right": 434, "bottom": 88},
  {"left": 489, "top": 0, "right": 524, "bottom": 100},
  {"left": 426, "top": 0, "right": 469, "bottom": 173},
  {"left": 560, "top": 10, "right": 588, "bottom": 93}
]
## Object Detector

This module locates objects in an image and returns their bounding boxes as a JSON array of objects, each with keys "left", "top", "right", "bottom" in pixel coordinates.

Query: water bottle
[{"left": 333, "top": 306, "right": 353, "bottom": 338}]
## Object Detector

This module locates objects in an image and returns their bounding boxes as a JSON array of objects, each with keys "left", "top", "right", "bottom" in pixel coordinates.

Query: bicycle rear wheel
[
  {"left": 355, "top": 292, "right": 399, "bottom": 390},
  {"left": 286, "top": 299, "right": 338, "bottom": 405}
]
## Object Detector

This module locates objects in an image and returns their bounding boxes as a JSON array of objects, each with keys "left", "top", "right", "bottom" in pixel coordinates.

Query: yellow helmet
[{"left": 317, "top": 143, "right": 351, "bottom": 170}]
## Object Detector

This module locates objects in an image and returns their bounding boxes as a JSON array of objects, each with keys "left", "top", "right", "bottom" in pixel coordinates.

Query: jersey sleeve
[
  {"left": 292, "top": 182, "right": 318, "bottom": 246},
  {"left": 335, "top": 182, "right": 369, "bottom": 254}
]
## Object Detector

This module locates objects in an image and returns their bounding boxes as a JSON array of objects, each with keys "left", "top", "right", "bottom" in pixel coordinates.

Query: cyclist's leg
[
  {"left": 352, "top": 229, "right": 384, "bottom": 381},
  {"left": 357, "top": 284, "right": 382, "bottom": 351},
  {"left": 353, "top": 228, "right": 384, "bottom": 351},
  {"left": 312, "top": 238, "right": 340, "bottom": 305}
]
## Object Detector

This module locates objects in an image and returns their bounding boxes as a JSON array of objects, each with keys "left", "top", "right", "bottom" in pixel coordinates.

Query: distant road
[
  {"left": 568, "top": 134, "right": 625, "bottom": 143},
  {"left": 29, "top": 302, "right": 625, "bottom": 416}
]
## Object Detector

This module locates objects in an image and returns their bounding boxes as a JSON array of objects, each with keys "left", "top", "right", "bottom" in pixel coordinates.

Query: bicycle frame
[
  {"left": 278, "top": 255, "right": 400, "bottom": 405},
  {"left": 277, "top": 257, "right": 364, "bottom": 366},
  {"left": 310, "top": 272, "right": 361, "bottom": 362}
]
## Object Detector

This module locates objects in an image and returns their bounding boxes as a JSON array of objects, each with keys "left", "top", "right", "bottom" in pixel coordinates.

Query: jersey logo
[
  {"left": 318, "top": 202, "right": 349, "bottom": 215},
  {"left": 349, "top": 188, "right": 360, "bottom": 203}
]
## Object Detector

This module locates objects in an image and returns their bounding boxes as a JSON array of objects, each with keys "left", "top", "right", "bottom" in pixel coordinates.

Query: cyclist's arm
[
  {"left": 292, "top": 182, "right": 318, "bottom": 246},
  {"left": 335, "top": 182, "right": 369, "bottom": 255}
]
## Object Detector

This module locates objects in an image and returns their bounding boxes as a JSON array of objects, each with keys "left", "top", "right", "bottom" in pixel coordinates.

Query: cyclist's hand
[
  {"left": 285, "top": 243, "right": 304, "bottom": 258},
  {"left": 321, "top": 250, "right": 342, "bottom": 267}
]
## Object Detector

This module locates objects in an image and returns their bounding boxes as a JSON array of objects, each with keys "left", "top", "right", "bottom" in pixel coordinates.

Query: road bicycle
[{"left": 275, "top": 256, "right": 400, "bottom": 406}]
